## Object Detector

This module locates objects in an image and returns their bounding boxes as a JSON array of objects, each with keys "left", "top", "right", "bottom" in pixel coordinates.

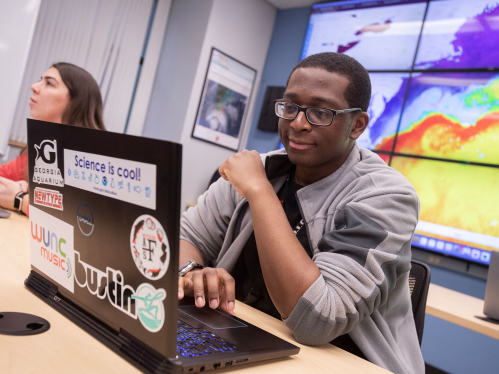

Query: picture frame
[{"left": 191, "top": 48, "right": 257, "bottom": 151}]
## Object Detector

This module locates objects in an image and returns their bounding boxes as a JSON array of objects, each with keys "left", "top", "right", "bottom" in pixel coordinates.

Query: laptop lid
[
  {"left": 27, "top": 119, "right": 181, "bottom": 359},
  {"left": 484, "top": 251, "right": 499, "bottom": 321}
]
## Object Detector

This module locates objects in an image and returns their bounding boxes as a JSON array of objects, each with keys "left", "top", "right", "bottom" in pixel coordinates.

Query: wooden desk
[
  {"left": 0, "top": 213, "right": 389, "bottom": 374},
  {"left": 426, "top": 283, "right": 499, "bottom": 340}
]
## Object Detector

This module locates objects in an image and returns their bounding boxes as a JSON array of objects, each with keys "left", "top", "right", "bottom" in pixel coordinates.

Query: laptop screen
[{"left": 27, "top": 119, "right": 181, "bottom": 358}]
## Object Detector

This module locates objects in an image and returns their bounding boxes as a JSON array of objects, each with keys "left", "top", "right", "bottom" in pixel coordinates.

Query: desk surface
[
  {"left": 426, "top": 283, "right": 499, "bottom": 340},
  {"left": 0, "top": 213, "right": 389, "bottom": 374}
]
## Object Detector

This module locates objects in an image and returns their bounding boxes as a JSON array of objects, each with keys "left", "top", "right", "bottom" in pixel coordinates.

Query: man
[{"left": 178, "top": 52, "right": 424, "bottom": 374}]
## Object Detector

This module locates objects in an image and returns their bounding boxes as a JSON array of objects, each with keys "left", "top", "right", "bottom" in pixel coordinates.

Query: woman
[{"left": 0, "top": 62, "right": 105, "bottom": 214}]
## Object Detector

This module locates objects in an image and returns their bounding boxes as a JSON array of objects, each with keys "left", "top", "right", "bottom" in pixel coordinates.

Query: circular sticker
[
  {"left": 133, "top": 283, "right": 166, "bottom": 333},
  {"left": 77, "top": 203, "right": 94, "bottom": 236},
  {"left": 130, "top": 215, "right": 170, "bottom": 280}
]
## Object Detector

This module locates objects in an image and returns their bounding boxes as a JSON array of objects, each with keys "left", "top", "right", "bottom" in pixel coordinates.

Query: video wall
[{"left": 302, "top": 0, "right": 499, "bottom": 265}]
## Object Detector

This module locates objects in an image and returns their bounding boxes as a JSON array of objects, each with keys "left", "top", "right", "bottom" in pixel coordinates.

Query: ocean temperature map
[{"left": 377, "top": 72, "right": 499, "bottom": 164}]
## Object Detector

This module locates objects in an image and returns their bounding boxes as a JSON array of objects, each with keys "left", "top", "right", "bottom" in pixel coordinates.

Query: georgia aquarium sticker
[
  {"left": 130, "top": 215, "right": 170, "bottom": 280},
  {"left": 132, "top": 284, "right": 166, "bottom": 333}
]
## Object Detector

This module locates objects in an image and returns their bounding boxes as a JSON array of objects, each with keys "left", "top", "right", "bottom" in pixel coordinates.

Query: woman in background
[{"left": 0, "top": 62, "right": 105, "bottom": 214}]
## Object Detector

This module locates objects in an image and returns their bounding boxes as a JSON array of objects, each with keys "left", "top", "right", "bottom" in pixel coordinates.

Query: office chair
[
  {"left": 207, "top": 169, "right": 221, "bottom": 190},
  {"left": 409, "top": 259, "right": 431, "bottom": 346}
]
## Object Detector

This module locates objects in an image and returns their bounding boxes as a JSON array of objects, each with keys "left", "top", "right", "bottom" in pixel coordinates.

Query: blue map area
[{"left": 359, "top": 2, "right": 499, "bottom": 150}]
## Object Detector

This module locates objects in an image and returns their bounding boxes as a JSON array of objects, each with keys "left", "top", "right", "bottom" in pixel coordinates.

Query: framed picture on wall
[{"left": 191, "top": 48, "right": 257, "bottom": 151}]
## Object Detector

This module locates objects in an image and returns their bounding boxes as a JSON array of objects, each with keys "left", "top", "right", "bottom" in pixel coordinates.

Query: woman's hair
[
  {"left": 52, "top": 62, "right": 106, "bottom": 130},
  {"left": 20, "top": 63, "right": 106, "bottom": 179}
]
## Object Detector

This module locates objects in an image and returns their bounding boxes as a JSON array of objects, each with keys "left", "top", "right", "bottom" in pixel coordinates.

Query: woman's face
[{"left": 29, "top": 67, "right": 70, "bottom": 123}]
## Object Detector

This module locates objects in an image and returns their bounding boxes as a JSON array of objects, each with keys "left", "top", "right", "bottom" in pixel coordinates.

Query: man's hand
[
  {"left": 0, "top": 176, "right": 24, "bottom": 211},
  {"left": 178, "top": 267, "right": 236, "bottom": 315},
  {"left": 219, "top": 150, "right": 272, "bottom": 200}
]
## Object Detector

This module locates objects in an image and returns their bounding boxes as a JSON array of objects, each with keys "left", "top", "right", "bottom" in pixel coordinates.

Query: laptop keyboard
[{"left": 177, "top": 320, "right": 239, "bottom": 358}]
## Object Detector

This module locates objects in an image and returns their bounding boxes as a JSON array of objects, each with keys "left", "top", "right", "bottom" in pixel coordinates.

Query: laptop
[
  {"left": 484, "top": 251, "right": 499, "bottom": 322},
  {"left": 25, "top": 119, "right": 299, "bottom": 373}
]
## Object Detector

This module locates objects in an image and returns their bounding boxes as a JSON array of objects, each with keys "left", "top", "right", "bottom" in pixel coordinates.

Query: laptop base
[
  {"left": 25, "top": 270, "right": 182, "bottom": 374},
  {"left": 475, "top": 315, "right": 499, "bottom": 325}
]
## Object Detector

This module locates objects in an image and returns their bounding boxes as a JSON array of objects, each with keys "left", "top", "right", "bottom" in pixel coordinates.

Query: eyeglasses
[{"left": 274, "top": 100, "right": 362, "bottom": 126}]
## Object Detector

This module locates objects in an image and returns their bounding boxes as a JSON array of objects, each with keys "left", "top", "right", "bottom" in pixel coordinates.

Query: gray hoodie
[{"left": 180, "top": 144, "right": 425, "bottom": 374}]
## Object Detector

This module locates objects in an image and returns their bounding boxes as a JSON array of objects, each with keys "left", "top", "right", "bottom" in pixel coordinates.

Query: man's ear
[{"left": 349, "top": 112, "right": 369, "bottom": 140}]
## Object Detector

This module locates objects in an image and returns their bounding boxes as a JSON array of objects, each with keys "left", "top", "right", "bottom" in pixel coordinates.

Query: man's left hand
[{"left": 219, "top": 150, "right": 271, "bottom": 200}]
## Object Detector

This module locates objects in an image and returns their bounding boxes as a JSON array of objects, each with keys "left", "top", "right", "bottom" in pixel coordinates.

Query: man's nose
[{"left": 290, "top": 111, "right": 312, "bottom": 132}]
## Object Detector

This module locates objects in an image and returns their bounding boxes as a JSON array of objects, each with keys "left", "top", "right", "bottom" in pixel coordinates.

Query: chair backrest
[
  {"left": 409, "top": 259, "right": 431, "bottom": 346},
  {"left": 207, "top": 169, "right": 222, "bottom": 191}
]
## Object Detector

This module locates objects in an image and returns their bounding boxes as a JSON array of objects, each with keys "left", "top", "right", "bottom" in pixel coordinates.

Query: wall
[
  {"left": 143, "top": 0, "right": 276, "bottom": 210},
  {"left": 142, "top": 0, "right": 214, "bottom": 144},
  {"left": 245, "top": 7, "right": 310, "bottom": 153},
  {"left": 178, "top": 0, "right": 275, "bottom": 210},
  {"left": 243, "top": 6, "right": 499, "bottom": 374},
  {"left": 421, "top": 265, "right": 499, "bottom": 374},
  {"left": 0, "top": 0, "right": 40, "bottom": 159}
]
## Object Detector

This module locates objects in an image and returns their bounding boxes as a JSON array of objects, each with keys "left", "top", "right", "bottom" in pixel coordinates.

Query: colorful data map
[
  {"left": 358, "top": 1, "right": 499, "bottom": 160},
  {"left": 415, "top": 0, "right": 499, "bottom": 69},
  {"left": 357, "top": 73, "right": 409, "bottom": 150},
  {"left": 303, "top": 0, "right": 499, "bottom": 255},
  {"left": 302, "top": 1, "right": 426, "bottom": 70},
  {"left": 378, "top": 72, "right": 499, "bottom": 164},
  {"left": 355, "top": 1, "right": 499, "bottom": 254},
  {"left": 391, "top": 157, "right": 499, "bottom": 249}
]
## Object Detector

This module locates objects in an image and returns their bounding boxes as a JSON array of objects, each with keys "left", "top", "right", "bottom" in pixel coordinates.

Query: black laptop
[{"left": 25, "top": 119, "right": 299, "bottom": 373}]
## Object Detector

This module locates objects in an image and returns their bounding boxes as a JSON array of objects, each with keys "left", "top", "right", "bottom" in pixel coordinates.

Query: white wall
[
  {"left": 142, "top": 0, "right": 214, "bottom": 144},
  {"left": 178, "top": 0, "right": 276, "bottom": 209},
  {"left": 0, "top": 0, "right": 40, "bottom": 159}
]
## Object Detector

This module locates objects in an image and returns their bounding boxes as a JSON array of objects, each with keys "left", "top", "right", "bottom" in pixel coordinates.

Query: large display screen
[
  {"left": 393, "top": 72, "right": 499, "bottom": 164},
  {"left": 301, "top": 0, "right": 499, "bottom": 265},
  {"left": 302, "top": 0, "right": 427, "bottom": 70},
  {"left": 357, "top": 72, "right": 409, "bottom": 150},
  {"left": 415, "top": 0, "right": 499, "bottom": 69},
  {"left": 391, "top": 156, "right": 498, "bottom": 264}
]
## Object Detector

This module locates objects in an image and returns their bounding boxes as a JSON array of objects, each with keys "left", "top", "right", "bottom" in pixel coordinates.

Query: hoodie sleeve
[
  {"left": 283, "top": 187, "right": 419, "bottom": 345},
  {"left": 180, "top": 177, "right": 242, "bottom": 264}
]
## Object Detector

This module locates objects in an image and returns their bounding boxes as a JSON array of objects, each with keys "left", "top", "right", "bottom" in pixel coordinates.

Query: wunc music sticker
[
  {"left": 130, "top": 215, "right": 170, "bottom": 280},
  {"left": 33, "top": 140, "right": 64, "bottom": 187},
  {"left": 30, "top": 206, "right": 74, "bottom": 292}
]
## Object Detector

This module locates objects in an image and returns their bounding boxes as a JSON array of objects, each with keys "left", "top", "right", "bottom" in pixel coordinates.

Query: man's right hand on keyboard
[{"left": 178, "top": 267, "right": 236, "bottom": 315}]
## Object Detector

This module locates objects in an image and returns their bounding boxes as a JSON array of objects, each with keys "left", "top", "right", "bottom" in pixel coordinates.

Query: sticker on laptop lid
[
  {"left": 33, "top": 140, "right": 64, "bottom": 187},
  {"left": 30, "top": 206, "right": 74, "bottom": 292},
  {"left": 76, "top": 203, "right": 94, "bottom": 236},
  {"left": 63, "top": 149, "right": 156, "bottom": 210},
  {"left": 133, "top": 284, "right": 166, "bottom": 333},
  {"left": 130, "top": 215, "right": 170, "bottom": 280},
  {"left": 74, "top": 250, "right": 166, "bottom": 333},
  {"left": 34, "top": 187, "right": 63, "bottom": 210}
]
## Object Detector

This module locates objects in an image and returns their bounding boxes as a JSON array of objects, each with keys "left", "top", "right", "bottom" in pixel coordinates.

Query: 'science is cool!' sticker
[{"left": 130, "top": 215, "right": 169, "bottom": 280}]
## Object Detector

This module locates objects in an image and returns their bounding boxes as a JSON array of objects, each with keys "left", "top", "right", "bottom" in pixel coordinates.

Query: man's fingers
[
  {"left": 204, "top": 268, "right": 220, "bottom": 309},
  {"left": 217, "top": 269, "right": 236, "bottom": 311},
  {"left": 181, "top": 267, "right": 236, "bottom": 311},
  {"left": 191, "top": 270, "right": 206, "bottom": 308},
  {"left": 218, "top": 165, "right": 229, "bottom": 181},
  {"left": 178, "top": 277, "right": 192, "bottom": 300},
  {"left": 218, "top": 302, "right": 236, "bottom": 316}
]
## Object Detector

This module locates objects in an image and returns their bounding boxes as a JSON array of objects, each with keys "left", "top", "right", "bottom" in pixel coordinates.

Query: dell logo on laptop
[{"left": 77, "top": 203, "right": 94, "bottom": 236}]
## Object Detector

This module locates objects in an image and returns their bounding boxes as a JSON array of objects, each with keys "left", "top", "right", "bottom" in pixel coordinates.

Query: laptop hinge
[{"left": 25, "top": 270, "right": 182, "bottom": 374}]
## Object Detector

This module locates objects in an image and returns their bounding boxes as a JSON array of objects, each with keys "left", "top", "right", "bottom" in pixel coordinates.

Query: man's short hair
[{"left": 287, "top": 52, "right": 371, "bottom": 112}]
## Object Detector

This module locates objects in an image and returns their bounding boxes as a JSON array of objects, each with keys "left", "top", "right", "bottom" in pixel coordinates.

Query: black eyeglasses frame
[{"left": 274, "top": 100, "right": 362, "bottom": 127}]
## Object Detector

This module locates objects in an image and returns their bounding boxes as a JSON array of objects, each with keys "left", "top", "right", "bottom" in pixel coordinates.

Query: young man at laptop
[{"left": 178, "top": 52, "right": 424, "bottom": 374}]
